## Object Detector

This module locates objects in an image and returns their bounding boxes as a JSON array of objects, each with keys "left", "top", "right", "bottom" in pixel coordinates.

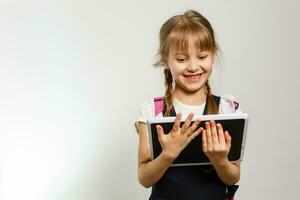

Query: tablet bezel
[{"left": 146, "top": 113, "right": 249, "bottom": 166}]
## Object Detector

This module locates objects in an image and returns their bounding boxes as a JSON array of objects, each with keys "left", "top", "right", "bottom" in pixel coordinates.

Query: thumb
[
  {"left": 156, "top": 125, "right": 165, "bottom": 144},
  {"left": 224, "top": 131, "right": 232, "bottom": 149}
]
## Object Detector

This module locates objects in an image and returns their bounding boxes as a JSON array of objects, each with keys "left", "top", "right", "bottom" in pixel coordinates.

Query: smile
[{"left": 184, "top": 74, "right": 202, "bottom": 81}]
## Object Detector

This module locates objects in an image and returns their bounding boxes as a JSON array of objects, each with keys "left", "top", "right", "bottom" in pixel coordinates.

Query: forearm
[
  {"left": 212, "top": 160, "right": 240, "bottom": 185},
  {"left": 138, "top": 152, "right": 174, "bottom": 188}
]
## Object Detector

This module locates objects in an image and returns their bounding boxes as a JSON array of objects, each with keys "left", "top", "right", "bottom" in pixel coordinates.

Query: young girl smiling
[{"left": 135, "top": 10, "right": 242, "bottom": 200}]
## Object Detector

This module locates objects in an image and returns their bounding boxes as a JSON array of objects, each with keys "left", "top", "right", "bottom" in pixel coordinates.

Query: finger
[
  {"left": 187, "top": 119, "right": 201, "bottom": 137},
  {"left": 188, "top": 126, "right": 202, "bottom": 141},
  {"left": 217, "top": 123, "right": 225, "bottom": 145},
  {"left": 224, "top": 131, "right": 232, "bottom": 150},
  {"left": 181, "top": 112, "right": 194, "bottom": 132},
  {"left": 156, "top": 125, "right": 165, "bottom": 143},
  {"left": 172, "top": 113, "right": 182, "bottom": 132},
  {"left": 190, "top": 118, "right": 201, "bottom": 132},
  {"left": 205, "top": 122, "right": 213, "bottom": 151},
  {"left": 210, "top": 120, "right": 219, "bottom": 146},
  {"left": 202, "top": 129, "right": 207, "bottom": 152}
]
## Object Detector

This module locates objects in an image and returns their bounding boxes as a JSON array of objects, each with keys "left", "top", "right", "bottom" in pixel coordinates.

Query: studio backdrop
[{"left": 0, "top": 0, "right": 299, "bottom": 200}]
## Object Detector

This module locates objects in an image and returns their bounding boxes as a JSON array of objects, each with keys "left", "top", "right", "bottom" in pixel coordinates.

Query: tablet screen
[{"left": 147, "top": 114, "right": 248, "bottom": 166}]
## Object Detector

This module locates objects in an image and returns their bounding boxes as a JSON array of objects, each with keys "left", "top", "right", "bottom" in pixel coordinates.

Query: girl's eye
[
  {"left": 176, "top": 58, "right": 186, "bottom": 62},
  {"left": 198, "top": 56, "right": 207, "bottom": 60}
]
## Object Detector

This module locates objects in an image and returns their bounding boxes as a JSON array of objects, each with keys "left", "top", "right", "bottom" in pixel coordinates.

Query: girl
[{"left": 135, "top": 10, "right": 242, "bottom": 200}]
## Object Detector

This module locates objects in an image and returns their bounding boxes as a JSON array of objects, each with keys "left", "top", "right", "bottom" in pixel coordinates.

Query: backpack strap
[
  {"left": 154, "top": 97, "right": 164, "bottom": 117},
  {"left": 222, "top": 94, "right": 240, "bottom": 112}
]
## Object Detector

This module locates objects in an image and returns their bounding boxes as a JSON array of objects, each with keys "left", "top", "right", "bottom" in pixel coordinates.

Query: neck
[{"left": 173, "top": 86, "right": 207, "bottom": 106}]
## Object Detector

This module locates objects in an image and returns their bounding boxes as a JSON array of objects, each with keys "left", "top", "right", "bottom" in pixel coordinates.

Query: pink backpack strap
[
  {"left": 232, "top": 100, "right": 239, "bottom": 112},
  {"left": 154, "top": 96, "right": 164, "bottom": 117}
]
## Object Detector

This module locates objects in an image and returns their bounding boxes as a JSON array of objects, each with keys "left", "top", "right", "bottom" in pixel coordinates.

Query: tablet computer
[{"left": 146, "top": 113, "right": 249, "bottom": 166}]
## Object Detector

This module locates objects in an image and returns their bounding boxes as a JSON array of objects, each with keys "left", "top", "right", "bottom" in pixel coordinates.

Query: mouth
[{"left": 184, "top": 73, "right": 203, "bottom": 81}]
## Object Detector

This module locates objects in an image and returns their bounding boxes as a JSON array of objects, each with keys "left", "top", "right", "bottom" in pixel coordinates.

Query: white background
[{"left": 0, "top": 0, "right": 299, "bottom": 199}]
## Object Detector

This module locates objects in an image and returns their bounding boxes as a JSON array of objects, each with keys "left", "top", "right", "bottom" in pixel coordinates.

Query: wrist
[
  {"left": 161, "top": 150, "right": 177, "bottom": 162},
  {"left": 212, "top": 158, "right": 230, "bottom": 167}
]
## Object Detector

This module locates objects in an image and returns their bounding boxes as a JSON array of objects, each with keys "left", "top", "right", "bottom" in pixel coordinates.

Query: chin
[
  {"left": 183, "top": 85, "right": 204, "bottom": 94},
  {"left": 186, "top": 88, "right": 203, "bottom": 94},
  {"left": 175, "top": 80, "right": 206, "bottom": 94}
]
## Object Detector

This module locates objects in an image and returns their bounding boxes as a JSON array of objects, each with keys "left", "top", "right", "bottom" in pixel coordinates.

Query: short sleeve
[
  {"left": 134, "top": 99, "right": 154, "bottom": 133},
  {"left": 219, "top": 94, "right": 243, "bottom": 114}
]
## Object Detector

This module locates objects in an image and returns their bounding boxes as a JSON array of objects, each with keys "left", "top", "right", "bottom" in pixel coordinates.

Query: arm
[
  {"left": 212, "top": 160, "right": 240, "bottom": 186},
  {"left": 136, "top": 113, "right": 202, "bottom": 188},
  {"left": 137, "top": 122, "right": 174, "bottom": 188},
  {"left": 201, "top": 121, "right": 240, "bottom": 185}
]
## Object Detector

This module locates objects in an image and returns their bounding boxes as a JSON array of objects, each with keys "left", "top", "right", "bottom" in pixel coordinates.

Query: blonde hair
[{"left": 154, "top": 10, "right": 220, "bottom": 116}]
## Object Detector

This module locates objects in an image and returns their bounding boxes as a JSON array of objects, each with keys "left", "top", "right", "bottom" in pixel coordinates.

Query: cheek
[
  {"left": 170, "top": 66, "right": 186, "bottom": 80},
  {"left": 168, "top": 62, "right": 184, "bottom": 79},
  {"left": 206, "top": 66, "right": 213, "bottom": 74},
  {"left": 203, "top": 60, "right": 213, "bottom": 73},
  {"left": 169, "top": 68, "right": 179, "bottom": 80}
]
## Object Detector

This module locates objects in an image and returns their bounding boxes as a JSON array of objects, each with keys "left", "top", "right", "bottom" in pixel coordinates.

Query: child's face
[{"left": 166, "top": 36, "right": 214, "bottom": 94}]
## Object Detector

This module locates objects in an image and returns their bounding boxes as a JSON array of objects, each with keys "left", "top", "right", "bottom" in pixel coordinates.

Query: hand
[
  {"left": 156, "top": 112, "right": 202, "bottom": 160},
  {"left": 201, "top": 120, "right": 232, "bottom": 165}
]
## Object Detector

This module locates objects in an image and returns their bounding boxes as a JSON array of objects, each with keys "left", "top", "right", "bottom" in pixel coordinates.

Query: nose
[{"left": 187, "top": 58, "right": 199, "bottom": 72}]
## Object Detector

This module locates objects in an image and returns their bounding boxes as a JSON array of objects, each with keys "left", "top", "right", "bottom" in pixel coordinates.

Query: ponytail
[
  {"left": 205, "top": 81, "right": 219, "bottom": 114},
  {"left": 164, "top": 69, "right": 174, "bottom": 116}
]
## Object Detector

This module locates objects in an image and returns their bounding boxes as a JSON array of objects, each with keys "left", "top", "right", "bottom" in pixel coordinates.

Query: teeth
[{"left": 187, "top": 74, "right": 201, "bottom": 80}]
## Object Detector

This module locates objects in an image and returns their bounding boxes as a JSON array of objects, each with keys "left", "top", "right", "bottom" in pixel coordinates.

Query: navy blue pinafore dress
[{"left": 149, "top": 95, "right": 238, "bottom": 200}]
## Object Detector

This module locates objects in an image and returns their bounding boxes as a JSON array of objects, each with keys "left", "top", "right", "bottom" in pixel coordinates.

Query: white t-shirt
[{"left": 135, "top": 94, "right": 243, "bottom": 127}]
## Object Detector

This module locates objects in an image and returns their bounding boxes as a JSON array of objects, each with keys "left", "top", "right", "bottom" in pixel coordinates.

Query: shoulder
[
  {"left": 219, "top": 94, "right": 243, "bottom": 114},
  {"left": 136, "top": 98, "right": 155, "bottom": 124},
  {"left": 135, "top": 97, "right": 165, "bottom": 133}
]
